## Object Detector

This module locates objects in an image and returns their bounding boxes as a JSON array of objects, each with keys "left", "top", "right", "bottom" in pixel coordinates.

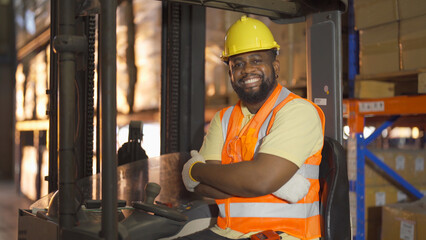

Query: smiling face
[{"left": 228, "top": 50, "right": 279, "bottom": 105}]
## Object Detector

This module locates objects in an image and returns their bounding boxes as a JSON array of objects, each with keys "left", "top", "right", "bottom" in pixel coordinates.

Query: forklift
[{"left": 18, "top": 0, "right": 350, "bottom": 239}]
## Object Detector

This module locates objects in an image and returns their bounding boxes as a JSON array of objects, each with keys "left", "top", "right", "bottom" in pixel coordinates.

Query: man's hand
[
  {"left": 182, "top": 150, "right": 205, "bottom": 192},
  {"left": 272, "top": 173, "right": 310, "bottom": 203}
]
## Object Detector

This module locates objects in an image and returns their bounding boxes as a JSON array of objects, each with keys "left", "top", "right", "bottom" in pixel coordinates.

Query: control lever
[
  {"left": 133, "top": 183, "right": 188, "bottom": 222},
  {"left": 144, "top": 182, "right": 161, "bottom": 204}
]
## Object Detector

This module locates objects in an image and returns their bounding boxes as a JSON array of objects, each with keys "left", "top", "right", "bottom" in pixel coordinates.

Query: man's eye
[
  {"left": 234, "top": 63, "right": 243, "bottom": 68},
  {"left": 253, "top": 59, "right": 261, "bottom": 64}
]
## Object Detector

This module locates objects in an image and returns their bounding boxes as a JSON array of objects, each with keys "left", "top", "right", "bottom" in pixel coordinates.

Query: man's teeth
[{"left": 245, "top": 78, "right": 260, "bottom": 84}]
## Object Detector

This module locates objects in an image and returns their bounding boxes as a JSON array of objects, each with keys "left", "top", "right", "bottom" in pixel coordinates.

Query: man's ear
[{"left": 273, "top": 59, "right": 280, "bottom": 77}]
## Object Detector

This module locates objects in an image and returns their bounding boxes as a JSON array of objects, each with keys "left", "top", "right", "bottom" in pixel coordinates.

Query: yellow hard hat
[{"left": 221, "top": 15, "right": 280, "bottom": 61}]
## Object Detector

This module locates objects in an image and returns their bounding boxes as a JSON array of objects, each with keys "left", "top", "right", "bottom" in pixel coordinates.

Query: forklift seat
[{"left": 319, "top": 136, "right": 351, "bottom": 240}]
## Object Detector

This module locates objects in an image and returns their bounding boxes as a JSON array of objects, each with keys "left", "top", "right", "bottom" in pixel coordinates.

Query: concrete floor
[{"left": 0, "top": 180, "right": 32, "bottom": 240}]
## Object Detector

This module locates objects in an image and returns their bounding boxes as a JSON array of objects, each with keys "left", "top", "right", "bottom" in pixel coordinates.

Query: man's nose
[{"left": 242, "top": 62, "right": 256, "bottom": 74}]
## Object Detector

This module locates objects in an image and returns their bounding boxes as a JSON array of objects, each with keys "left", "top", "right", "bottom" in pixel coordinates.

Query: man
[{"left": 181, "top": 15, "right": 324, "bottom": 240}]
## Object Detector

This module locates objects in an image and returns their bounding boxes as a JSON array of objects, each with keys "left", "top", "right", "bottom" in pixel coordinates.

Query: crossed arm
[{"left": 192, "top": 153, "right": 299, "bottom": 199}]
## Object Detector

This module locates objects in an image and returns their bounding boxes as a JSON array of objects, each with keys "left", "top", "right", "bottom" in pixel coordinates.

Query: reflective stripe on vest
[
  {"left": 297, "top": 164, "right": 319, "bottom": 179},
  {"left": 254, "top": 87, "right": 291, "bottom": 154},
  {"left": 218, "top": 201, "right": 320, "bottom": 218},
  {"left": 221, "top": 106, "right": 234, "bottom": 143}
]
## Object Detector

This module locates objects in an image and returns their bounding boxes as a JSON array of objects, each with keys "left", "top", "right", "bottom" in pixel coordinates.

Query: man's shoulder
[
  {"left": 272, "top": 97, "right": 323, "bottom": 127},
  {"left": 278, "top": 97, "right": 319, "bottom": 114}
]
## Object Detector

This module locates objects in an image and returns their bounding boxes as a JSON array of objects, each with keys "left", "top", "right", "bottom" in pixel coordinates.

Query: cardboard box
[
  {"left": 355, "top": 80, "right": 395, "bottom": 99},
  {"left": 389, "top": 150, "right": 426, "bottom": 185},
  {"left": 400, "top": 14, "right": 426, "bottom": 70},
  {"left": 377, "top": 150, "right": 411, "bottom": 185},
  {"left": 365, "top": 150, "right": 388, "bottom": 186},
  {"left": 398, "top": 0, "right": 426, "bottom": 20},
  {"left": 409, "top": 152, "right": 426, "bottom": 185},
  {"left": 394, "top": 151, "right": 412, "bottom": 184},
  {"left": 359, "top": 22, "right": 400, "bottom": 75},
  {"left": 369, "top": 149, "right": 425, "bottom": 189},
  {"left": 365, "top": 186, "right": 398, "bottom": 209},
  {"left": 367, "top": 206, "right": 383, "bottom": 240},
  {"left": 365, "top": 163, "right": 388, "bottom": 186},
  {"left": 381, "top": 198, "right": 426, "bottom": 240},
  {"left": 369, "top": 150, "right": 402, "bottom": 184},
  {"left": 354, "top": 0, "right": 399, "bottom": 30},
  {"left": 415, "top": 185, "right": 426, "bottom": 197}
]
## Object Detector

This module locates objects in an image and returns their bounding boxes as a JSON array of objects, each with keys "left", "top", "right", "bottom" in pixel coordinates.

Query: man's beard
[{"left": 231, "top": 72, "right": 276, "bottom": 105}]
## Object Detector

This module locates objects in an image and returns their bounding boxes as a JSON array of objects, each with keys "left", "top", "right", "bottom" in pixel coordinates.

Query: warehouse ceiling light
[
  {"left": 389, "top": 127, "right": 412, "bottom": 139},
  {"left": 412, "top": 127, "right": 420, "bottom": 139}
]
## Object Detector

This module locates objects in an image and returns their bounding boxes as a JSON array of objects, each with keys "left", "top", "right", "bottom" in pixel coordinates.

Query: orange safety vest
[{"left": 216, "top": 84, "right": 325, "bottom": 240}]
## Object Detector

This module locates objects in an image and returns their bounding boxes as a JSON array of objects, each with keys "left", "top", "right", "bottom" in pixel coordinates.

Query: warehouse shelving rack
[{"left": 343, "top": 95, "right": 426, "bottom": 240}]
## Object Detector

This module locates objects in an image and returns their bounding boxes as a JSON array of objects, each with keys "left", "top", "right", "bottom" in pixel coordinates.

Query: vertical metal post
[
  {"left": 306, "top": 10, "right": 343, "bottom": 144},
  {"left": 96, "top": 38, "right": 101, "bottom": 175},
  {"left": 356, "top": 133, "right": 366, "bottom": 240},
  {"left": 48, "top": 0, "right": 59, "bottom": 193},
  {"left": 161, "top": 3, "right": 181, "bottom": 154},
  {"left": 160, "top": 1, "right": 168, "bottom": 154},
  {"left": 58, "top": 0, "right": 76, "bottom": 230},
  {"left": 100, "top": 0, "right": 118, "bottom": 239},
  {"left": 347, "top": 100, "right": 365, "bottom": 240},
  {"left": 179, "top": 5, "right": 206, "bottom": 152},
  {"left": 0, "top": 0, "right": 17, "bottom": 180},
  {"left": 161, "top": 3, "right": 205, "bottom": 154}
]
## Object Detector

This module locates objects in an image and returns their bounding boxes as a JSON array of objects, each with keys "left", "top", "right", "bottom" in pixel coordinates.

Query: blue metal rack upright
[{"left": 344, "top": 95, "right": 426, "bottom": 240}]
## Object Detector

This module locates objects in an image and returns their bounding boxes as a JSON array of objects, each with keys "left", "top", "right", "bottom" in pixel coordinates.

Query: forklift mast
[
  {"left": 49, "top": 0, "right": 118, "bottom": 237},
  {"left": 48, "top": 0, "right": 97, "bottom": 192}
]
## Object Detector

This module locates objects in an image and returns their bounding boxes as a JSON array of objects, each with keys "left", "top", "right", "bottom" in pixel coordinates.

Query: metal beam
[
  {"left": 167, "top": 0, "right": 347, "bottom": 20},
  {"left": 57, "top": 0, "right": 77, "bottom": 230},
  {"left": 99, "top": 0, "right": 118, "bottom": 238},
  {"left": 167, "top": 0, "right": 298, "bottom": 19},
  {"left": 48, "top": 0, "right": 59, "bottom": 193}
]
